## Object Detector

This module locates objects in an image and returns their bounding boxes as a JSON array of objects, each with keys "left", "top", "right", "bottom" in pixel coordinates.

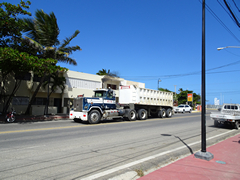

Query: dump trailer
[{"left": 69, "top": 85, "right": 174, "bottom": 124}]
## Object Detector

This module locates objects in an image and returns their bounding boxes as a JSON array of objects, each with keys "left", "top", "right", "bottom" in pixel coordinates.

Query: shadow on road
[{"left": 161, "top": 134, "right": 193, "bottom": 154}]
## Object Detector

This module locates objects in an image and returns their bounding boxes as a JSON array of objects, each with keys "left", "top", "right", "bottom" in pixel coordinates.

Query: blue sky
[{"left": 7, "top": 0, "right": 240, "bottom": 104}]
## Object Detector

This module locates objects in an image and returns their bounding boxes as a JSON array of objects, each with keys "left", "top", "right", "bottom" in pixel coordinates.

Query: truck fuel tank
[{"left": 102, "top": 109, "right": 126, "bottom": 118}]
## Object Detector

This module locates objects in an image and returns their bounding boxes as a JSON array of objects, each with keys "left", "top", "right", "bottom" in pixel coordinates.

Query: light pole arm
[{"left": 217, "top": 46, "right": 240, "bottom": 51}]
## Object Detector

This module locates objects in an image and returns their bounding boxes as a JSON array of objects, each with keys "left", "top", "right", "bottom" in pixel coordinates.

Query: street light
[
  {"left": 158, "top": 78, "right": 161, "bottom": 90},
  {"left": 217, "top": 46, "right": 240, "bottom": 51},
  {"left": 194, "top": 0, "right": 214, "bottom": 161}
]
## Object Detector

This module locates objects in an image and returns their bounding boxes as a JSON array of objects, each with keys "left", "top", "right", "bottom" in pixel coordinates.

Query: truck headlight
[{"left": 84, "top": 106, "right": 88, "bottom": 110}]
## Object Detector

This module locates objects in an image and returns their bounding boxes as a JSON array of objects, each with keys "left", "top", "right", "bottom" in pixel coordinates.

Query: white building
[{"left": 0, "top": 70, "right": 145, "bottom": 115}]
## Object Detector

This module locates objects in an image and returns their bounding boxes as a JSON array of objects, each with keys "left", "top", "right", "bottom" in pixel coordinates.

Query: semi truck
[
  {"left": 69, "top": 85, "right": 174, "bottom": 124},
  {"left": 210, "top": 103, "right": 240, "bottom": 130}
]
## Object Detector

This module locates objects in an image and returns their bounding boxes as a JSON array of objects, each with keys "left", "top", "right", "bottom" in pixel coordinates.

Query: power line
[
  {"left": 122, "top": 63, "right": 240, "bottom": 80},
  {"left": 198, "top": 0, "right": 240, "bottom": 43},
  {"left": 217, "top": 0, "right": 238, "bottom": 24},
  {"left": 232, "top": 0, "right": 240, "bottom": 12},
  {"left": 223, "top": 0, "right": 240, "bottom": 28}
]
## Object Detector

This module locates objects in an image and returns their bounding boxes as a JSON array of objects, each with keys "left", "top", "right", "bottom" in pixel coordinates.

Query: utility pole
[
  {"left": 158, "top": 79, "right": 161, "bottom": 90},
  {"left": 174, "top": 85, "right": 177, "bottom": 100}
]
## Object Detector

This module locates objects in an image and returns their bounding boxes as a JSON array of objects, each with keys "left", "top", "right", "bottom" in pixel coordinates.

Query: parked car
[{"left": 174, "top": 104, "right": 192, "bottom": 113}]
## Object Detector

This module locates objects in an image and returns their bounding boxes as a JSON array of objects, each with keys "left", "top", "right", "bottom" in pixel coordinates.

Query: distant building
[{"left": 214, "top": 98, "right": 220, "bottom": 105}]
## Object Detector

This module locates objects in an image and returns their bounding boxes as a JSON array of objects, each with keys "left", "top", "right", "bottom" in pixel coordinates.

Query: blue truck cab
[{"left": 69, "top": 88, "right": 119, "bottom": 123}]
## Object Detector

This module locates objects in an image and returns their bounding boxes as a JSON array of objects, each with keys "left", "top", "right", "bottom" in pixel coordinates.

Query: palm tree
[
  {"left": 96, "top": 69, "right": 119, "bottom": 77},
  {"left": 23, "top": 9, "right": 81, "bottom": 64},
  {"left": 42, "top": 72, "right": 66, "bottom": 114},
  {"left": 42, "top": 73, "right": 66, "bottom": 98},
  {"left": 22, "top": 9, "right": 81, "bottom": 114}
]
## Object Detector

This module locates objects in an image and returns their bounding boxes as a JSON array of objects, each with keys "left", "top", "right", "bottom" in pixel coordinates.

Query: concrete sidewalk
[
  {"left": 0, "top": 114, "right": 69, "bottom": 123},
  {"left": 138, "top": 133, "right": 240, "bottom": 180}
]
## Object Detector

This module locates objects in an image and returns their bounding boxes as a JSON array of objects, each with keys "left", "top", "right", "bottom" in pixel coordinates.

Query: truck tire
[
  {"left": 235, "top": 121, "right": 239, "bottom": 130},
  {"left": 138, "top": 109, "right": 147, "bottom": 120},
  {"left": 166, "top": 108, "right": 172, "bottom": 118},
  {"left": 88, "top": 110, "right": 101, "bottom": 124},
  {"left": 158, "top": 109, "right": 166, "bottom": 118},
  {"left": 127, "top": 110, "right": 137, "bottom": 121}
]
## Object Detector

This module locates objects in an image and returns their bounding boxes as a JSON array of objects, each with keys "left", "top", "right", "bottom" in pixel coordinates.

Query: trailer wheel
[
  {"left": 158, "top": 109, "right": 166, "bottom": 118},
  {"left": 166, "top": 108, "right": 172, "bottom": 118},
  {"left": 88, "top": 110, "right": 101, "bottom": 124},
  {"left": 162, "top": 109, "right": 166, "bottom": 118},
  {"left": 127, "top": 110, "right": 137, "bottom": 121},
  {"left": 235, "top": 121, "right": 239, "bottom": 130},
  {"left": 138, "top": 109, "right": 147, "bottom": 120}
]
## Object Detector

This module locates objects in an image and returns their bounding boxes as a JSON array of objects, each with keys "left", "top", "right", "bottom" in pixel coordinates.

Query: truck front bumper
[{"left": 69, "top": 110, "right": 88, "bottom": 121}]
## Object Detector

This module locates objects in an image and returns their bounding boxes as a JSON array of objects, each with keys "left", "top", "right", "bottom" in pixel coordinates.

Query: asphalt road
[{"left": 0, "top": 110, "right": 239, "bottom": 180}]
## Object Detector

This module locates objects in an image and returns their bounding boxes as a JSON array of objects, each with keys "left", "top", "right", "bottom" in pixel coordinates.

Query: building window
[
  {"left": 107, "top": 84, "right": 117, "bottom": 90},
  {"left": 66, "top": 78, "right": 101, "bottom": 89},
  {"left": 12, "top": 96, "right": 29, "bottom": 105},
  {"left": 33, "top": 98, "right": 47, "bottom": 105}
]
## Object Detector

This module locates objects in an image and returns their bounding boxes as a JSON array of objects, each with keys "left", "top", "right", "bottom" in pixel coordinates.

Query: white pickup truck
[{"left": 210, "top": 104, "right": 240, "bottom": 130}]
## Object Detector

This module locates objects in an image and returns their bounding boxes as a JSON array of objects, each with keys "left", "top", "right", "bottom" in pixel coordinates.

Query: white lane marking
[{"left": 81, "top": 130, "right": 235, "bottom": 180}]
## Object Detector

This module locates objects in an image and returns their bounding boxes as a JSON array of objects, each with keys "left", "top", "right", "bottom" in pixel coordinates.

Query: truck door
[{"left": 103, "top": 90, "right": 116, "bottom": 109}]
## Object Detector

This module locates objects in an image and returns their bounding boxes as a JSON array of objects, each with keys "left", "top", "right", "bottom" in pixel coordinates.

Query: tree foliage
[
  {"left": 0, "top": 0, "right": 31, "bottom": 48},
  {"left": 0, "top": 1, "right": 32, "bottom": 113},
  {"left": 0, "top": 47, "right": 67, "bottom": 113},
  {"left": 176, "top": 88, "right": 201, "bottom": 106},
  {"left": 158, "top": 88, "right": 172, "bottom": 92}
]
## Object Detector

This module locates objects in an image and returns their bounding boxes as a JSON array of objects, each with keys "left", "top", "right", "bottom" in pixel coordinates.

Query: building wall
[{"left": 1, "top": 70, "right": 145, "bottom": 115}]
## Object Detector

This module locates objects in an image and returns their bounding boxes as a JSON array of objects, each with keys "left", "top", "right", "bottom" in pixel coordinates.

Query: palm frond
[
  {"left": 58, "top": 45, "right": 81, "bottom": 54},
  {"left": 59, "top": 30, "right": 80, "bottom": 49},
  {"left": 34, "top": 9, "right": 60, "bottom": 47},
  {"left": 23, "top": 18, "right": 39, "bottom": 41},
  {"left": 58, "top": 56, "right": 77, "bottom": 65},
  {"left": 23, "top": 36, "right": 44, "bottom": 52}
]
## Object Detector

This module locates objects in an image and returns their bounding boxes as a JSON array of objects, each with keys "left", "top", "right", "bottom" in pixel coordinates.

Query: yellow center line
[
  {"left": 0, "top": 125, "right": 84, "bottom": 134},
  {"left": 0, "top": 114, "right": 201, "bottom": 134}
]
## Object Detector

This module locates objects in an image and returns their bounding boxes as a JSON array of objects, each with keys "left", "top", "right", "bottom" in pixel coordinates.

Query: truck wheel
[
  {"left": 138, "top": 109, "right": 147, "bottom": 120},
  {"left": 128, "top": 110, "right": 137, "bottom": 121},
  {"left": 166, "top": 108, "right": 172, "bottom": 118},
  {"left": 88, "top": 110, "right": 101, "bottom": 124},
  {"left": 235, "top": 121, "right": 239, "bottom": 130}
]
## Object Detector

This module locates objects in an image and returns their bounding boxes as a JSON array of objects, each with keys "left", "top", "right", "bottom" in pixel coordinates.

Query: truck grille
[{"left": 74, "top": 98, "right": 83, "bottom": 112}]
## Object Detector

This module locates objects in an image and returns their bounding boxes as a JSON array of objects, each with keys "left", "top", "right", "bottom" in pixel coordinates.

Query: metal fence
[{"left": 206, "top": 105, "right": 222, "bottom": 109}]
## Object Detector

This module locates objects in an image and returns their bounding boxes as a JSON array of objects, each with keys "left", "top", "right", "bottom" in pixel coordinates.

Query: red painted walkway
[{"left": 138, "top": 133, "right": 240, "bottom": 180}]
